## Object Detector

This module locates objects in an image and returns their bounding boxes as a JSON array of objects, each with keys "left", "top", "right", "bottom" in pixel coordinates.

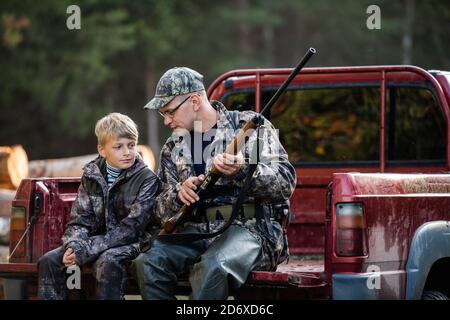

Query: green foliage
[{"left": 0, "top": 0, "right": 449, "bottom": 159}]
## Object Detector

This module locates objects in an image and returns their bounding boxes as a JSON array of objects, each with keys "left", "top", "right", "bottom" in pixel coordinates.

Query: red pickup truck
[{"left": 1, "top": 65, "right": 450, "bottom": 300}]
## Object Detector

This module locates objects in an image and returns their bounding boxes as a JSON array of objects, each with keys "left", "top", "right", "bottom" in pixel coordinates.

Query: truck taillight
[
  {"left": 335, "top": 203, "right": 367, "bottom": 257},
  {"left": 9, "top": 206, "right": 26, "bottom": 259}
]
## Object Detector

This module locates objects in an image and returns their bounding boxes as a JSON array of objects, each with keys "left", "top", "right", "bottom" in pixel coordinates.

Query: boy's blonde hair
[{"left": 95, "top": 113, "right": 138, "bottom": 146}]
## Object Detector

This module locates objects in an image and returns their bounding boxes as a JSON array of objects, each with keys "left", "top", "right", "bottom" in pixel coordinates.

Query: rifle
[{"left": 159, "top": 47, "right": 316, "bottom": 236}]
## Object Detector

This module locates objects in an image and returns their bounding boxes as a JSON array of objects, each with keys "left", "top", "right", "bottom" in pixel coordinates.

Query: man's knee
[
  {"left": 191, "top": 253, "right": 225, "bottom": 284},
  {"left": 134, "top": 250, "right": 170, "bottom": 274},
  {"left": 133, "top": 249, "right": 182, "bottom": 289},
  {"left": 190, "top": 229, "right": 262, "bottom": 289}
]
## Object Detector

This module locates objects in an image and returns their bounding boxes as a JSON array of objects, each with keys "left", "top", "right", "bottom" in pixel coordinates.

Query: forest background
[{"left": 1, "top": 0, "right": 448, "bottom": 160}]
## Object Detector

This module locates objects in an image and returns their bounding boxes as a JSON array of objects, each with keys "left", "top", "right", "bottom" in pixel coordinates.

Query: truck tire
[{"left": 421, "top": 290, "right": 448, "bottom": 300}]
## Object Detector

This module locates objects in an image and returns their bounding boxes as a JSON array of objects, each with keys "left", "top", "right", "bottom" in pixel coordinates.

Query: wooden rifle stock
[
  {"left": 159, "top": 119, "right": 259, "bottom": 235},
  {"left": 159, "top": 48, "right": 316, "bottom": 235}
]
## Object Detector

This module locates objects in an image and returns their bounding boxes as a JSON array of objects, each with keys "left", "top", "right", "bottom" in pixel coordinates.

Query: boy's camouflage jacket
[{"left": 62, "top": 155, "right": 160, "bottom": 265}]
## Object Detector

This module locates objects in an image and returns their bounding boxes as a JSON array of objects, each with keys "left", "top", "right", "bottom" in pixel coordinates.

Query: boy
[{"left": 38, "top": 112, "right": 160, "bottom": 300}]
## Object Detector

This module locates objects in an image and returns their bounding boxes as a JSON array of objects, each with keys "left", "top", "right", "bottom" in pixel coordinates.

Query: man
[{"left": 133, "top": 67, "right": 296, "bottom": 299}]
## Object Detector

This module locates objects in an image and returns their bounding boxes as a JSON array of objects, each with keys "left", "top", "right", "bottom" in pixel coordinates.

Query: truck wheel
[{"left": 422, "top": 290, "right": 448, "bottom": 300}]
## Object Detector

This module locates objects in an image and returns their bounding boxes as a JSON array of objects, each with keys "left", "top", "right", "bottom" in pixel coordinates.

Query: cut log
[
  {"left": 0, "top": 217, "right": 9, "bottom": 245},
  {"left": 28, "top": 154, "right": 96, "bottom": 178},
  {"left": 28, "top": 145, "right": 156, "bottom": 178},
  {"left": 0, "top": 145, "right": 29, "bottom": 190},
  {"left": 0, "top": 189, "right": 14, "bottom": 246},
  {"left": 137, "top": 145, "right": 156, "bottom": 173}
]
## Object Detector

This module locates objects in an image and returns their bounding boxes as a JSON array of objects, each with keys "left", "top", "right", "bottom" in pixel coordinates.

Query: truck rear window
[
  {"left": 223, "top": 87, "right": 380, "bottom": 163},
  {"left": 222, "top": 85, "right": 446, "bottom": 165},
  {"left": 386, "top": 86, "right": 446, "bottom": 162}
]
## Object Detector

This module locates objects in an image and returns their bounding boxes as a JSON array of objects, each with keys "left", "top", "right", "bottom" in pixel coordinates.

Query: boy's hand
[
  {"left": 178, "top": 175, "right": 205, "bottom": 206},
  {"left": 63, "top": 247, "right": 77, "bottom": 267},
  {"left": 213, "top": 153, "right": 243, "bottom": 176}
]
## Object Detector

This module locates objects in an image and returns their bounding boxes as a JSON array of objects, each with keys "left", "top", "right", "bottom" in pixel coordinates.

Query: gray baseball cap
[{"left": 144, "top": 67, "right": 205, "bottom": 110}]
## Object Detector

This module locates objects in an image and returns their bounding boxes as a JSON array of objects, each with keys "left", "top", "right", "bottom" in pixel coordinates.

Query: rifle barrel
[{"left": 260, "top": 47, "right": 316, "bottom": 117}]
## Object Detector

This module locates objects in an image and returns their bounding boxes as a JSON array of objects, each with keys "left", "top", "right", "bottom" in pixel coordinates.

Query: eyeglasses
[{"left": 158, "top": 95, "right": 192, "bottom": 118}]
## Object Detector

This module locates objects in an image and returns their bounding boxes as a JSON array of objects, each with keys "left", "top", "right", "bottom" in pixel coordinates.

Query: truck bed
[{"left": 0, "top": 256, "right": 327, "bottom": 299}]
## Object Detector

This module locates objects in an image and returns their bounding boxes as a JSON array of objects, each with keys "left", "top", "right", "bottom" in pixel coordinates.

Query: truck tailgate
[
  {"left": 0, "top": 260, "right": 325, "bottom": 286},
  {"left": 0, "top": 263, "right": 37, "bottom": 278},
  {"left": 0, "top": 259, "right": 328, "bottom": 299}
]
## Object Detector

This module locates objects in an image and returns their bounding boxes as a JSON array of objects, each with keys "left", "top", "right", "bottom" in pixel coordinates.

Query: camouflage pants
[
  {"left": 133, "top": 225, "right": 262, "bottom": 300},
  {"left": 37, "top": 244, "right": 139, "bottom": 300}
]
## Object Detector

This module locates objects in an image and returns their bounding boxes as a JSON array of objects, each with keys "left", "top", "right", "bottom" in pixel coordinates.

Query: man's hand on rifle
[
  {"left": 178, "top": 175, "right": 205, "bottom": 206},
  {"left": 214, "top": 152, "right": 243, "bottom": 177}
]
